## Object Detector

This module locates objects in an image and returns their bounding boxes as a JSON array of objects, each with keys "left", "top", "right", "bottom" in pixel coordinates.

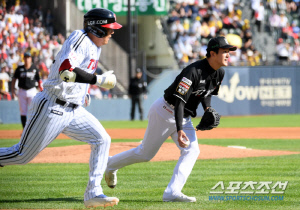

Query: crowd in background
[
  {"left": 0, "top": 0, "right": 300, "bottom": 101},
  {"left": 267, "top": 0, "right": 300, "bottom": 65},
  {"left": 0, "top": 0, "right": 62, "bottom": 100},
  {"left": 0, "top": 0, "right": 111, "bottom": 101},
  {"left": 166, "top": 0, "right": 300, "bottom": 67}
]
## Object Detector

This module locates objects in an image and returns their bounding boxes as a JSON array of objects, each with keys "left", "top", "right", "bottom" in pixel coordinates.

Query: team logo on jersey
[
  {"left": 176, "top": 77, "right": 192, "bottom": 95},
  {"left": 163, "top": 105, "right": 173, "bottom": 114},
  {"left": 51, "top": 109, "right": 63, "bottom": 116}
]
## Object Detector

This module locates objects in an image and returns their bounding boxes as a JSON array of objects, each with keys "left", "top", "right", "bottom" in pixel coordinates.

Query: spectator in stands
[
  {"left": 278, "top": 10, "right": 289, "bottom": 29},
  {"left": 254, "top": 1, "right": 264, "bottom": 32},
  {"left": 267, "top": 0, "right": 277, "bottom": 11},
  {"left": 276, "top": 38, "right": 290, "bottom": 62},
  {"left": 294, "top": 39, "right": 300, "bottom": 57},
  {"left": 20, "top": 1, "right": 30, "bottom": 16},
  {"left": 250, "top": 0, "right": 260, "bottom": 20},
  {"left": 89, "top": 84, "right": 103, "bottom": 99},
  {"left": 7, "top": 50, "right": 19, "bottom": 70},
  {"left": 33, "top": 5, "right": 43, "bottom": 23},
  {"left": 281, "top": 22, "right": 294, "bottom": 40},
  {"left": 277, "top": 0, "right": 287, "bottom": 11},
  {"left": 0, "top": 63, "right": 11, "bottom": 100},
  {"left": 167, "top": 10, "right": 180, "bottom": 25},
  {"left": 239, "top": 47, "right": 248, "bottom": 65},
  {"left": 242, "top": 30, "right": 253, "bottom": 49},
  {"left": 269, "top": 9, "right": 281, "bottom": 38},
  {"left": 170, "top": 17, "right": 184, "bottom": 41},
  {"left": 190, "top": 16, "right": 202, "bottom": 38},
  {"left": 291, "top": 20, "right": 300, "bottom": 39}
]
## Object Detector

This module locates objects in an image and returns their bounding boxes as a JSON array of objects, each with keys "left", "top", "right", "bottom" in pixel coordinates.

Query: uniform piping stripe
[
  {"left": 73, "top": 33, "right": 85, "bottom": 49},
  {"left": 73, "top": 32, "right": 87, "bottom": 51},
  {"left": 0, "top": 98, "right": 47, "bottom": 160}
]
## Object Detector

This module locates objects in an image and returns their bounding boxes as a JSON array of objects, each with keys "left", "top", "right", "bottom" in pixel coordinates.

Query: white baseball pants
[
  {"left": 107, "top": 97, "right": 200, "bottom": 196},
  {"left": 18, "top": 87, "right": 37, "bottom": 116},
  {"left": 0, "top": 90, "right": 110, "bottom": 201}
]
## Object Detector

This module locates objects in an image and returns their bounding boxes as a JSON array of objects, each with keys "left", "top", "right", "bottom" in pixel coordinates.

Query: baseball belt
[{"left": 55, "top": 98, "right": 78, "bottom": 109}]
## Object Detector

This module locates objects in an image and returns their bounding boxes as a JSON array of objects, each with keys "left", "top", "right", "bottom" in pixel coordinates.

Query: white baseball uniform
[
  {"left": 106, "top": 97, "right": 200, "bottom": 197},
  {"left": 0, "top": 29, "right": 110, "bottom": 201}
]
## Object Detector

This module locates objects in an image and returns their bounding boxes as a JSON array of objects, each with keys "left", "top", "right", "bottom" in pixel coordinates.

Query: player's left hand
[
  {"left": 177, "top": 130, "right": 190, "bottom": 148},
  {"left": 84, "top": 93, "right": 91, "bottom": 107}
]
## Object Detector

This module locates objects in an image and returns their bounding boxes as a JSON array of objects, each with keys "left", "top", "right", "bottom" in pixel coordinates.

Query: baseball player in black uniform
[
  {"left": 129, "top": 68, "right": 147, "bottom": 121},
  {"left": 11, "top": 52, "right": 43, "bottom": 128},
  {"left": 105, "top": 36, "right": 237, "bottom": 202}
]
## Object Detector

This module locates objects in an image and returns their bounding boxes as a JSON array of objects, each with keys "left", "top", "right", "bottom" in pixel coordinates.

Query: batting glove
[{"left": 96, "top": 70, "right": 117, "bottom": 89}]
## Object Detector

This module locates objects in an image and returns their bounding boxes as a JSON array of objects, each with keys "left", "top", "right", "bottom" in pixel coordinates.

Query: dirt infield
[
  {"left": 1, "top": 127, "right": 300, "bottom": 140},
  {"left": 0, "top": 128, "right": 299, "bottom": 163}
]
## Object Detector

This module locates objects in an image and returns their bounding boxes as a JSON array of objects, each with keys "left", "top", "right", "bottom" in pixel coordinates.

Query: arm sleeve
[
  {"left": 73, "top": 67, "right": 97, "bottom": 84},
  {"left": 174, "top": 98, "right": 185, "bottom": 132},
  {"left": 201, "top": 95, "right": 212, "bottom": 110}
]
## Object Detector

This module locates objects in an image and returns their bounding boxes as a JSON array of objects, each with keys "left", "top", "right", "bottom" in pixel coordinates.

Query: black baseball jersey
[
  {"left": 129, "top": 77, "right": 147, "bottom": 95},
  {"left": 164, "top": 58, "right": 224, "bottom": 117},
  {"left": 13, "top": 65, "right": 41, "bottom": 90}
]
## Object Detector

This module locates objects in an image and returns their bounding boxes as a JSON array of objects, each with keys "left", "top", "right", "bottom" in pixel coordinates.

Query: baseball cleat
[
  {"left": 163, "top": 193, "right": 196, "bottom": 202},
  {"left": 84, "top": 194, "right": 119, "bottom": 208},
  {"left": 105, "top": 169, "right": 118, "bottom": 188}
]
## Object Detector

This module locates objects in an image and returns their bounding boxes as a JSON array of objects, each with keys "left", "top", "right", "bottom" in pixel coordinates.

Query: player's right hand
[{"left": 177, "top": 130, "right": 190, "bottom": 148}]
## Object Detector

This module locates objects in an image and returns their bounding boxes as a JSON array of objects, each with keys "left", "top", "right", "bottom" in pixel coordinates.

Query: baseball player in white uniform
[{"left": 0, "top": 8, "right": 121, "bottom": 208}]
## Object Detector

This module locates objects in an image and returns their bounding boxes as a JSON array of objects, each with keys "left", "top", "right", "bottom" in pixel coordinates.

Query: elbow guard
[{"left": 59, "top": 69, "right": 76, "bottom": 82}]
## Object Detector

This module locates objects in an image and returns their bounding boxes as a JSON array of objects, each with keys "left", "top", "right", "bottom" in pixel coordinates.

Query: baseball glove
[{"left": 196, "top": 107, "right": 221, "bottom": 131}]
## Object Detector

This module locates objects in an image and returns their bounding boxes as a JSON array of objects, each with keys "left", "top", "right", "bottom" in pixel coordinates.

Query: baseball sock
[{"left": 21, "top": 115, "right": 27, "bottom": 128}]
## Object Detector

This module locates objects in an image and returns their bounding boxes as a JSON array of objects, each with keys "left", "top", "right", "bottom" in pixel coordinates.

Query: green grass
[
  {"left": 198, "top": 139, "right": 300, "bottom": 152},
  {"left": 1, "top": 114, "right": 300, "bottom": 130},
  {"left": 216, "top": 114, "right": 300, "bottom": 128},
  {"left": 0, "top": 114, "right": 299, "bottom": 209},
  {"left": 0, "top": 155, "right": 299, "bottom": 209}
]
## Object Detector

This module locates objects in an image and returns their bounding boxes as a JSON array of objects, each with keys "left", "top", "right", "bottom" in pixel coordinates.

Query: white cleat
[
  {"left": 84, "top": 194, "right": 119, "bottom": 208},
  {"left": 105, "top": 169, "right": 118, "bottom": 189},
  {"left": 163, "top": 193, "right": 196, "bottom": 202}
]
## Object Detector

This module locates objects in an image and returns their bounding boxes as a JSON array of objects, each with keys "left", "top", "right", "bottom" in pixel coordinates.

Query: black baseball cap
[
  {"left": 24, "top": 52, "right": 31, "bottom": 57},
  {"left": 207, "top": 36, "right": 237, "bottom": 51}
]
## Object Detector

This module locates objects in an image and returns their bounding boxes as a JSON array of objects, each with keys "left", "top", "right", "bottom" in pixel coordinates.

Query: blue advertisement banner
[{"left": 209, "top": 66, "right": 299, "bottom": 116}]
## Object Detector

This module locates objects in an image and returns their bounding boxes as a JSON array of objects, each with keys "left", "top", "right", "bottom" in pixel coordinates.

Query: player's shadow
[
  {"left": 118, "top": 199, "right": 164, "bottom": 203},
  {"left": 0, "top": 197, "right": 82, "bottom": 203}
]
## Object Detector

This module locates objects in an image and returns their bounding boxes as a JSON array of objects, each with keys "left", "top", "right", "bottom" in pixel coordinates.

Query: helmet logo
[{"left": 87, "top": 20, "right": 108, "bottom": 25}]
